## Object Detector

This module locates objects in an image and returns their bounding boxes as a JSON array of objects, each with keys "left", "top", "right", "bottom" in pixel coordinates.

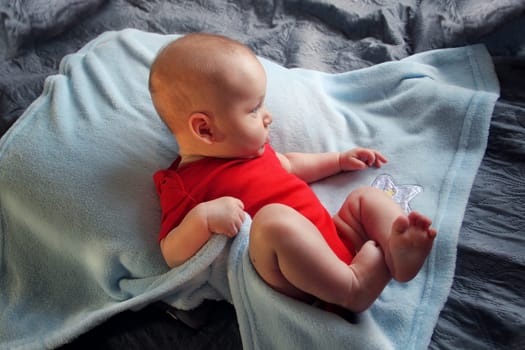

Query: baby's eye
[{"left": 249, "top": 98, "right": 265, "bottom": 116}]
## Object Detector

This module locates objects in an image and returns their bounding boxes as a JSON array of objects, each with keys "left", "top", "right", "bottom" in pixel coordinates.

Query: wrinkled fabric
[
  {"left": 0, "top": 1, "right": 524, "bottom": 350},
  {"left": 1, "top": 0, "right": 524, "bottom": 136},
  {"left": 0, "top": 30, "right": 499, "bottom": 349}
]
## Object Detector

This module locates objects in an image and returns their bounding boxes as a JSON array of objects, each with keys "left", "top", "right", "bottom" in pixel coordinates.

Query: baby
[{"left": 149, "top": 33, "right": 437, "bottom": 313}]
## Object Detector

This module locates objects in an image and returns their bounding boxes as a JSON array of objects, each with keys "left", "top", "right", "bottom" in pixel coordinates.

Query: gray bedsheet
[{"left": 1, "top": 1, "right": 524, "bottom": 349}]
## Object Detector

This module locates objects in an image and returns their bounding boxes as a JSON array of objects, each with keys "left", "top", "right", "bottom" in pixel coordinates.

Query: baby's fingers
[
  {"left": 225, "top": 208, "right": 246, "bottom": 237},
  {"left": 345, "top": 156, "right": 368, "bottom": 170},
  {"left": 370, "top": 151, "right": 387, "bottom": 167}
]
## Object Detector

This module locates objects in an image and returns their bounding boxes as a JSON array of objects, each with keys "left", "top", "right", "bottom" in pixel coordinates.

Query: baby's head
[{"left": 149, "top": 33, "right": 272, "bottom": 160}]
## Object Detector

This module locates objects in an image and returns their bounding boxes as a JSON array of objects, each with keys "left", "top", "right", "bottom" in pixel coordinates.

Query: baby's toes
[
  {"left": 393, "top": 215, "right": 410, "bottom": 234},
  {"left": 427, "top": 227, "right": 437, "bottom": 239},
  {"left": 408, "top": 211, "right": 432, "bottom": 229}
]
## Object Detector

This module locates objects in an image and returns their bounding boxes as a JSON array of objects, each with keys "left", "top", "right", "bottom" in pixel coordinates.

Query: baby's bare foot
[{"left": 385, "top": 211, "right": 437, "bottom": 282}]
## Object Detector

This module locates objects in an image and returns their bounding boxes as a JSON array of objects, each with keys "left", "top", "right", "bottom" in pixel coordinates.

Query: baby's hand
[
  {"left": 205, "top": 196, "right": 246, "bottom": 237},
  {"left": 339, "top": 148, "right": 387, "bottom": 171}
]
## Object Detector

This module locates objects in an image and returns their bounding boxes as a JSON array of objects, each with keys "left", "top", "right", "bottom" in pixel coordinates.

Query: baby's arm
[
  {"left": 160, "top": 196, "right": 245, "bottom": 268},
  {"left": 277, "top": 147, "right": 387, "bottom": 183}
]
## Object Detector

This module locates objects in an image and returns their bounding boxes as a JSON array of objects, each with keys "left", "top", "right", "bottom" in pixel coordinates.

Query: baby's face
[{"left": 211, "top": 55, "right": 272, "bottom": 159}]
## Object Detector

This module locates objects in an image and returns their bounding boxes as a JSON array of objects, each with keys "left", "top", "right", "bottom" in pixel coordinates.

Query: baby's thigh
[{"left": 248, "top": 203, "right": 322, "bottom": 299}]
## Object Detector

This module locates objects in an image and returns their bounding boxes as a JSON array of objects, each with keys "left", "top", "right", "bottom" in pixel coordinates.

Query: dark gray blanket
[
  {"left": 2, "top": 0, "right": 524, "bottom": 136},
  {"left": 1, "top": 1, "right": 524, "bottom": 349}
]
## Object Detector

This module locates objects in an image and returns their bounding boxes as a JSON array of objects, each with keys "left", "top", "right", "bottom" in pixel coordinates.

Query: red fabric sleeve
[{"left": 153, "top": 169, "right": 197, "bottom": 241}]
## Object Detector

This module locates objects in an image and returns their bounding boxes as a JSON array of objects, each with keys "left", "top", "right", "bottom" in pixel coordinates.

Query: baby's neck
[{"left": 178, "top": 153, "right": 206, "bottom": 166}]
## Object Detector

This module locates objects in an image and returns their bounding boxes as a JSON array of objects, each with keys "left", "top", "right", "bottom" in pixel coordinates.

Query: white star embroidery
[{"left": 371, "top": 174, "right": 422, "bottom": 214}]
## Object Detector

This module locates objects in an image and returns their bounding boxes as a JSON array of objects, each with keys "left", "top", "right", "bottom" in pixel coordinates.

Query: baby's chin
[{"left": 240, "top": 144, "right": 266, "bottom": 159}]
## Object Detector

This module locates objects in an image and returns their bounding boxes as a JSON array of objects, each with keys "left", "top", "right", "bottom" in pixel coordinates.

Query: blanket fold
[
  {"left": 229, "top": 43, "right": 499, "bottom": 350},
  {"left": 0, "top": 29, "right": 499, "bottom": 350}
]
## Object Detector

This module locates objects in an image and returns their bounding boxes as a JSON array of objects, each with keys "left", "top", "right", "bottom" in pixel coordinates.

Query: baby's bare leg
[
  {"left": 249, "top": 203, "right": 390, "bottom": 312},
  {"left": 333, "top": 186, "right": 436, "bottom": 282}
]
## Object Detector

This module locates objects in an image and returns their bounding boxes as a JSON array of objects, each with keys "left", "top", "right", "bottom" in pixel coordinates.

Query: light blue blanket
[{"left": 0, "top": 29, "right": 499, "bottom": 349}]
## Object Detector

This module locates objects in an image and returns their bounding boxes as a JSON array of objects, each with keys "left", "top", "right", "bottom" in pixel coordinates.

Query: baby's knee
[
  {"left": 253, "top": 204, "right": 293, "bottom": 229},
  {"left": 347, "top": 186, "right": 387, "bottom": 202},
  {"left": 251, "top": 203, "right": 316, "bottom": 247},
  {"left": 254, "top": 203, "right": 291, "bottom": 219},
  {"left": 250, "top": 204, "right": 295, "bottom": 240},
  {"left": 340, "top": 186, "right": 385, "bottom": 215}
]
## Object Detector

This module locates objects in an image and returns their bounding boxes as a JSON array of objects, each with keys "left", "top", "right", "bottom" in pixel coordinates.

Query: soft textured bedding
[
  {"left": 0, "top": 1, "right": 524, "bottom": 350},
  {"left": 0, "top": 28, "right": 500, "bottom": 349}
]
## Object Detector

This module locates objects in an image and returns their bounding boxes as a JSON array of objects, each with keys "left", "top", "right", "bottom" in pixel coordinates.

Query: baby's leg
[
  {"left": 333, "top": 186, "right": 436, "bottom": 282},
  {"left": 249, "top": 203, "right": 390, "bottom": 312}
]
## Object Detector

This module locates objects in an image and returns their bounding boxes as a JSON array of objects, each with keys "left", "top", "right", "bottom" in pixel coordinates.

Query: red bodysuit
[{"left": 153, "top": 144, "right": 354, "bottom": 264}]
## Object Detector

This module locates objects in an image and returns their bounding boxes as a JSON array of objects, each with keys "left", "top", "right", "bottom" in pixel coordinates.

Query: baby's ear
[{"left": 189, "top": 112, "right": 214, "bottom": 144}]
